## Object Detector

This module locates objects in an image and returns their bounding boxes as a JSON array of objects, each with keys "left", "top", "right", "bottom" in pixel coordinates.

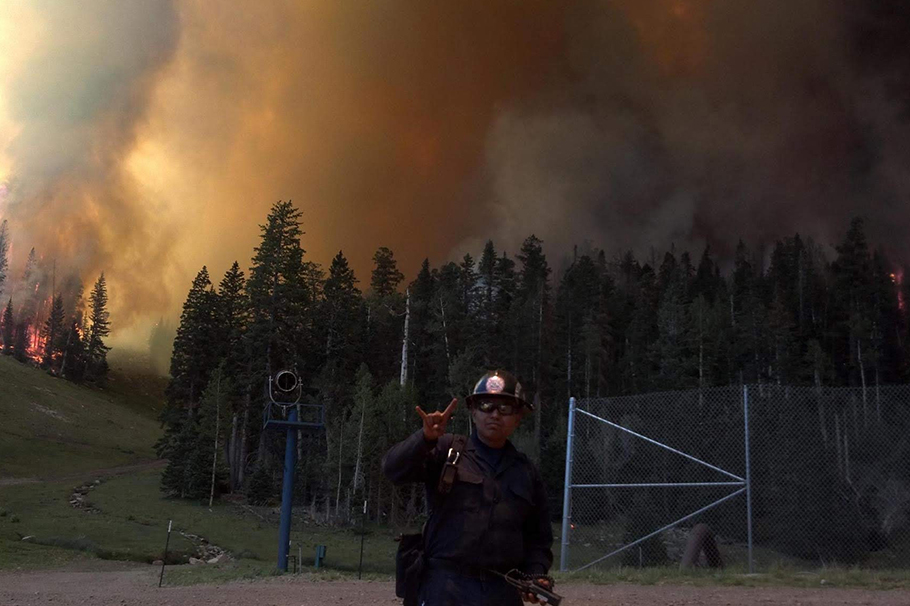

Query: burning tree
[{"left": 42, "top": 294, "right": 65, "bottom": 371}]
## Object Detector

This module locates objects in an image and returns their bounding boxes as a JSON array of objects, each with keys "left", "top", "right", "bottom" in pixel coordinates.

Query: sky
[{"left": 1, "top": 0, "right": 909, "bottom": 347}]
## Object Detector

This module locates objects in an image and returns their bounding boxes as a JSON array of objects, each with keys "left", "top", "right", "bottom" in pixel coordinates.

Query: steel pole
[
  {"left": 277, "top": 407, "right": 299, "bottom": 571},
  {"left": 743, "top": 385, "right": 754, "bottom": 574},
  {"left": 158, "top": 519, "right": 172, "bottom": 588},
  {"left": 560, "top": 397, "right": 577, "bottom": 572}
]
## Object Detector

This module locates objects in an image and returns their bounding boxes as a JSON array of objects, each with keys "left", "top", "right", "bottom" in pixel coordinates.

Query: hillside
[{"left": 0, "top": 356, "right": 165, "bottom": 479}]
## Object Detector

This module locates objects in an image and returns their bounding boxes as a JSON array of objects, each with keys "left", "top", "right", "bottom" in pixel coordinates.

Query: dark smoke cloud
[
  {"left": 2, "top": 0, "right": 910, "bottom": 346},
  {"left": 0, "top": 0, "right": 180, "bottom": 326},
  {"left": 483, "top": 0, "right": 910, "bottom": 264}
]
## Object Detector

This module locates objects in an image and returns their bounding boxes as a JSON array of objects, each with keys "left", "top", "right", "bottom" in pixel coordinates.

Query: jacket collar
[{"left": 466, "top": 431, "right": 523, "bottom": 477}]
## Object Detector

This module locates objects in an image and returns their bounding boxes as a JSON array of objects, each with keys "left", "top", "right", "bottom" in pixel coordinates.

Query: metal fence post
[
  {"left": 277, "top": 407, "right": 299, "bottom": 571},
  {"left": 743, "top": 385, "right": 754, "bottom": 574},
  {"left": 560, "top": 396, "right": 577, "bottom": 572}
]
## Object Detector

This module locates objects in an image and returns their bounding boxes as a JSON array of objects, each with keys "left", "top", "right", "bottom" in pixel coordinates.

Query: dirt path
[
  {"left": 0, "top": 460, "right": 166, "bottom": 487},
  {"left": 0, "top": 567, "right": 907, "bottom": 606}
]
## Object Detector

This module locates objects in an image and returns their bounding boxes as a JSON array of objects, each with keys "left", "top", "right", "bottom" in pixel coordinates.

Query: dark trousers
[{"left": 418, "top": 567, "right": 522, "bottom": 606}]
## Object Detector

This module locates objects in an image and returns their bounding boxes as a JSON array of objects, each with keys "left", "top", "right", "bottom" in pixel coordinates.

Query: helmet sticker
[{"left": 486, "top": 375, "right": 505, "bottom": 394}]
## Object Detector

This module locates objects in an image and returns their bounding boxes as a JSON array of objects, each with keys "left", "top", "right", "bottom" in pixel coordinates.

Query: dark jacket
[{"left": 382, "top": 429, "right": 553, "bottom": 575}]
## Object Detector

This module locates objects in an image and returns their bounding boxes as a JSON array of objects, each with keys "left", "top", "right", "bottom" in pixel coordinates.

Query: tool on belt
[{"left": 395, "top": 435, "right": 563, "bottom": 605}]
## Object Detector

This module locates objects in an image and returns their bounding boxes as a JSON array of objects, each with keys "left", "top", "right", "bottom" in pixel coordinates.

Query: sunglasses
[{"left": 474, "top": 400, "right": 521, "bottom": 416}]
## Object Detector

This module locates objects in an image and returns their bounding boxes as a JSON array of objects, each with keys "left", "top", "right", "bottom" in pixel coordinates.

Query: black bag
[
  {"left": 394, "top": 435, "right": 467, "bottom": 605},
  {"left": 395, "top": 532, "right": 425, "bottom": 605}
]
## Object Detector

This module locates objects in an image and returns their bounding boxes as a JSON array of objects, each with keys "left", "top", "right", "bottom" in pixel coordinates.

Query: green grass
[
  {"left": 4, "top": 466, "right": 909, "bottom": 590},
  {"left": 0, "top": 467, "right": 404, "bottom": 580},
  {"left": 0, "top": 356, "right": 165, "bottom": 478}
]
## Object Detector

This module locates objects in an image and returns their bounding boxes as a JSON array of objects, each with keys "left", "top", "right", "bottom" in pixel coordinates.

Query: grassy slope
[
  {"left": 0, "top": 468, "right": 402, "bottom": 577},
  {"left": 0, "top": 356, "right": 164, "bottom": 478},
  {"left": 0, "top": 356, "right": 400, "bottom": 576}
]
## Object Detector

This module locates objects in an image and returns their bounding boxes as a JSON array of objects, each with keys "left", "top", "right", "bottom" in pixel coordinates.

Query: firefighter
[{"left": 382, "top": 370, "right": 554, "bottom": 606}]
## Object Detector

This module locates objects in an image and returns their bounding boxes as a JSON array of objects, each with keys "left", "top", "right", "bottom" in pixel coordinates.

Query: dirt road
[{"left": 1, "top": 567, "right": 907, "bottom": 606}]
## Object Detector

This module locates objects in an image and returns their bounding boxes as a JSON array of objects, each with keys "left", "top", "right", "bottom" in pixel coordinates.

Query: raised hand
[{"left": 416, "top": 398, "right": 458, "bottom": 442}]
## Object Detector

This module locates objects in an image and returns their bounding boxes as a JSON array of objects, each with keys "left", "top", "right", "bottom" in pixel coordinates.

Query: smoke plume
[{"left": 1, "top": 0, "right": 909, "bottom": 347}]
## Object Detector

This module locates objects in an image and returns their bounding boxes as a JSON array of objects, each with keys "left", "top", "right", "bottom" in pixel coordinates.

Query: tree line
[
  {"left": 159, "top": 201, "right": 909, "bottom": 534},
  {"left": 0, "top": 219, "right": 111, "bottom": 383}
]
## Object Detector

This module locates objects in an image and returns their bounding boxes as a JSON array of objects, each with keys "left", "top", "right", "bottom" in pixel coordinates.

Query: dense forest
[
  {"left": 0, "top": 219, "right": 111, "bottom": 384},
  {"left": 156, "top": 200, "right": 908, "bottom": 545}
]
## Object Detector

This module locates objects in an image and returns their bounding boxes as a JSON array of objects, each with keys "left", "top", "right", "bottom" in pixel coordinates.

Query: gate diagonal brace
[{"left": 574, "top": 408, "right": 744, "bottom": 482}]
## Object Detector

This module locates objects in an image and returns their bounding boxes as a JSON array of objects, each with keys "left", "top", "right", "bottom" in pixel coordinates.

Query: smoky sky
[{"left": 1, "top": 0, "right": 909, "bottom": 342}]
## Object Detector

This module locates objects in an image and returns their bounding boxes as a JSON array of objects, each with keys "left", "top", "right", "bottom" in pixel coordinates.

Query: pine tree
[
  {"left": 216, "top": 261, "right": 248, "bottom": 363},
  {"left": 167, "top": 267, "right": 217, "bottom": 407},
  {"left": 410, "top": 259, "right": 456, "bottom": 405},
  {"left": 214, "top": 262, "right": 248, "bottom": 492},
  {"left": 366, "top": 246, "right": 405, "bottom": 383},
  {"left": 0, "top": 220, "right": 9, "bottom": 293},
  {"left": 19, "top": 248, "right": 39, "bottom": 318},
  {"left": 433, "top": 261, "right": 466, "bottom": 391},
  {"left": 1, "top": 298, "right": 13, "bottom": 355},
  {"left": 493, "top": 252, "right": 517, "bottom": 369},
  {"left": 370, "top": 247, "right": 404, "bottom": 297},
  {"left": 831, "top": 217, "right": 874, "bottom": 386},
  {"left": 653, "top": 260, "right": 694, "bottom": 390},
  {"left": 13, "top": 321, "right": 28, "bottom": 362},
  {"left": 693, "top": 245, "right": 719, "bottom": 304},
  {"left": 321, "top": 251, "right": 363, "bottom": 367},
  {"left": 42, "top": 294, "right": 65, "bottom": 370},
  {"left": 84, "top": 273, "right": 111, "bottom": 383},
  {"left": 159, "top": 416, "right": 199, "bottom": 499},
  {"left": 59, "top": 319, "right": 86, "bottom": 382},
  {"left": 246, "top": 201, "right": 315, "bottom": 380},
  {"left": 516, "top": 236, "right": 551, "bottom": 383}
]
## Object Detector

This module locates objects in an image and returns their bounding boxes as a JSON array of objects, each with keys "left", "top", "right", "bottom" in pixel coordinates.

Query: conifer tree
[
  {"left": 366, "top": 246, "right": 405, "bottom": 383},
  {"left": 408, "top": 259, "right": 451, "bottom": 402},
  {"left": 84, "top": 273, "right": 111, "bottom": 383},
  {"left": 17, "top": 248, "right": 39, "bottom": 342},
  {"left": 0, "top": 220, "right": 9, "bottom": 293},
  {"left": 59, "top": 318, "right": 86, "bottom": 382},
  {"left": 42, "top": 294, "right": 65, "bottom": 370},
  {"left": 477, "top": 241, "right": 498, "bottom": 358},
  {"left": 370, "top": 247, "right": 404, "bottom": 297},
  {"left": 1, "top": 298, "right": 13, "bottom": 355},
  {"left": 13, "top": 321, "right": 28, "bottom": 362},
  {"left": 167, "top": 267, "right": 217, "bottom": 407},
  {"left": 246, "top": 201, "right": 315, "bottom": 379},
  {"left": 216, "top": 261, "right": 248, "bottom": 362},
  {"left": 493, "top": 252, "right": 517, "bottom": 368},
  {"left": 432, "top": 261, "right": 466, "bottom": 391},
  {"left": 213, "top": 262, "right": 249, "bottom": 491},
  {"left": 321, "top": 251, "right": 362, "bottom": 367}
]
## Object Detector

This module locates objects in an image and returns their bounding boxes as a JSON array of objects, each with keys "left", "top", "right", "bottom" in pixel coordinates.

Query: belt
[{"left": 426, "top": 558, "right": 507, "bottom": 582}]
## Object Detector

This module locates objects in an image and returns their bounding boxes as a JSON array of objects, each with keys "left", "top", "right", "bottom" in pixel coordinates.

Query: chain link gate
[{"left": 560, "top": 387, "right": 754, "bottom": 572}]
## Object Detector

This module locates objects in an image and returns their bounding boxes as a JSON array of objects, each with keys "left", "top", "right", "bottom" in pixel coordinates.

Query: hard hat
[{"left": 465, "top": 369, "right": 532, "bottom": 410}]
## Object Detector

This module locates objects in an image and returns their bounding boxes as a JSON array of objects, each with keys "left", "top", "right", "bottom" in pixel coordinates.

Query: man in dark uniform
[{"left": 382, "top": 370, "right": 554, "bottom": 606}]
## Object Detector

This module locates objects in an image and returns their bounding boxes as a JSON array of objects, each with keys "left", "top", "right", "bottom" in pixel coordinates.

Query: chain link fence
[{"left": 560, "top": 385, "right": 910, "bottom": 572}]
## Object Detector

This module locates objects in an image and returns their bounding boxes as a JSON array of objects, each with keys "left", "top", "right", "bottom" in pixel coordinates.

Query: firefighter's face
[{"left": 471, "top": 399, "right": 524, "bottom": 447}]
